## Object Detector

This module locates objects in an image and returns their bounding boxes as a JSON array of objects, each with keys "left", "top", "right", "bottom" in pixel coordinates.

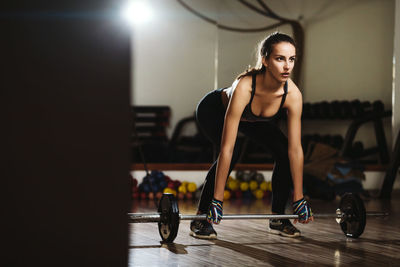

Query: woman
[{"left": 190, "top": 32, "right": 313, "bottom": 239}]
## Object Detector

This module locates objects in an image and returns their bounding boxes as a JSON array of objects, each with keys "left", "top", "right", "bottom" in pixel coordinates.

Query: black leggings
[{"left": 196, "top": 88, "right": 293, "bottom": 214}]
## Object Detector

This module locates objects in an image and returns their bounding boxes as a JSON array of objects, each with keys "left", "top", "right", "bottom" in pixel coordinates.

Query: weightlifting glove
[
  {"left": 207, "top": 198, "right": 223, "bottom": 224},
  {"left": 293, "top": 197, "right": 313, "bottom": 222}
]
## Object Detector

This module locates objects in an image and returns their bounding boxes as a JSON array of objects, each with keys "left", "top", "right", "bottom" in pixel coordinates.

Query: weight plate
[
  {"left": 157, "top": 193, "right": 180, "bottom": 243},
  {"left": 339, "top": 193, "right": 366, "bottom": 238}
]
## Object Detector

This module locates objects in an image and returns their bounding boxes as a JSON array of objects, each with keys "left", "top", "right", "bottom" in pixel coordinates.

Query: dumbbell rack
[
  {"left": 339, "top": 110, "right": 391, "bottom": 164},
  {"left": 300, "top": 100, "right": 392, "bottom": 164}
]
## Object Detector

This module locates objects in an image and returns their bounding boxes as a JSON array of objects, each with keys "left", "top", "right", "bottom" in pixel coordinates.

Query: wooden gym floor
[{"left": 129, "top": 191, "right": 400, "bottom": 266}]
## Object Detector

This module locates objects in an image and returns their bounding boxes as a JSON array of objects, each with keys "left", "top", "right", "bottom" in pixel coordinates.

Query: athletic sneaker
[
  {"left": 269, "top": 219, "right": 301, "bottom": 237},
  {"left": 190, "top": 220, "right": 217, "bottom": 239}
]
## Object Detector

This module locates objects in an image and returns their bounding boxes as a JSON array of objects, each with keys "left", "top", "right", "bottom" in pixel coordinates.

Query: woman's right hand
[{"left": 207, "top": 198, "right": 223, "bottom": 224}]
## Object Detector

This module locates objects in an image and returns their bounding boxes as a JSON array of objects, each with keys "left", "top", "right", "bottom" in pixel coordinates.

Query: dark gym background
[{"left": 2, "top": 2, "right": 131, "bottom": 266}]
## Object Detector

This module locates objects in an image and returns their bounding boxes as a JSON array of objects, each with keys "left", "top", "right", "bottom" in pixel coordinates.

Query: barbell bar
[
  {"left": 128, "top": 193, "right": 389, "bottom": 243},
  {"left": 129, "top": 211, "right": 387, "bottom": 223}
]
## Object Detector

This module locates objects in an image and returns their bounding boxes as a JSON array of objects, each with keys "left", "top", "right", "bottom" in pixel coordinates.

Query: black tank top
[{"left": 241, "top": 73, "right": 288, "bottom": 122}]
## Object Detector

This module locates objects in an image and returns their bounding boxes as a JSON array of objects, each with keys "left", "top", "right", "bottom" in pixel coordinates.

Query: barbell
[{"left": 128, "top": 193, "right": 388, "bottom": 243}]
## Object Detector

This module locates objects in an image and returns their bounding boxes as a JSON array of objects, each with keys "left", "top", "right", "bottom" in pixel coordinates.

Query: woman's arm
[
  {"left": 286, "top": 81, "right": 313, "bottom": 224},
  {"left": 285, "top": 81, "right": 304, "bottom": 202},
  {"left": 213, "top": 77, "right": 251, "bottom": 201}
]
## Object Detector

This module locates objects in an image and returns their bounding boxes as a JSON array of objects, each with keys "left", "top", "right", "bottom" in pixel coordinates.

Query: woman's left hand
[{"left": 293, "top": 197, "right": 314, "bottom": 224}]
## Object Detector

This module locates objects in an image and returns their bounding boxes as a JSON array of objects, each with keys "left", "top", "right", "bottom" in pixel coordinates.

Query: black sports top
[{"left": 241, "top": 73, "right": 288, "bottom": 122}]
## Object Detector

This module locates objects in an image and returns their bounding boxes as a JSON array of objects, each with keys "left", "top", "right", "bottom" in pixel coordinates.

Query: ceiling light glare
[{"left": 122, "top": 1, "right": 153, "bottom": 25}]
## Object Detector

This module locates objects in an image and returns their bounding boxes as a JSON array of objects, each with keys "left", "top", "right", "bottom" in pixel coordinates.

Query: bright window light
[{"left": 122, "top": 1, "right": 153, "bottom": 25}]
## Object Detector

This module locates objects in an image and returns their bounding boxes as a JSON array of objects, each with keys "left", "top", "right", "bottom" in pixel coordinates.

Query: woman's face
[{"left": 263, "top": 42, "right": 296, "bottom": 83}]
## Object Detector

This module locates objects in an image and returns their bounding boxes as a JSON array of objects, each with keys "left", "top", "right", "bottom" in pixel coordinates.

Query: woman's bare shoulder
[
  {"left": 226, "top": 75, "right": 253, "bottom": 111},
  {"left": 286, "top": 78, "right": 302, "bottom": 98},
  {"left": 285, "top": 78, "right": 302, "bottom": 109},
  {"left": 234, "top": 75, "right": 252, "bottom": 94}
]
